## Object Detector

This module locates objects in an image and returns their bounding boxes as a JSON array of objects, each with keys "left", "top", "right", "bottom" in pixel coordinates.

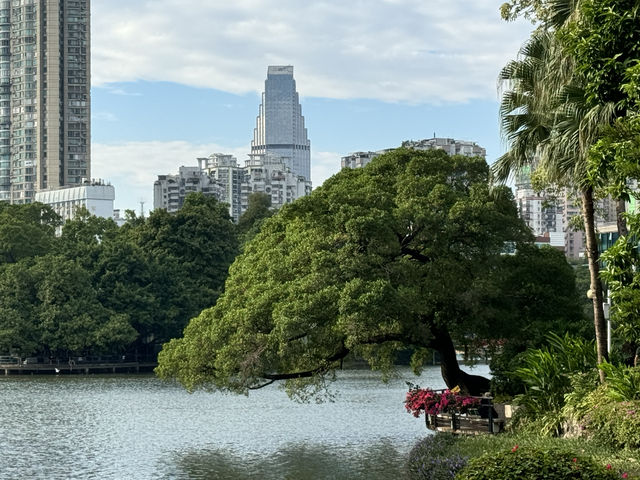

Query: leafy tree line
[
  {"left": 157, "top": 148, "right": 587, "bottom": 397},
  {"left": 0, "top": 192, "right": 272, "bottom": 361}
]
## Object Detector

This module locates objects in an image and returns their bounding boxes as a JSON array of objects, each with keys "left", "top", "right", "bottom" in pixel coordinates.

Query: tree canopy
[
  {"left": 0, "top": 194, "right": 238, "bottom": 359},
  {"left": 157, "top": 149, "right": 584, "bottom": 397}
]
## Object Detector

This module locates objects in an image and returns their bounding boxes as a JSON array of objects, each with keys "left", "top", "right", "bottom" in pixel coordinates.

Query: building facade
[
  {"left": 0, "top": 0, "right": 90, "bottom": 204},
  {"left": 341, "top": 151, "right": 381, "bottom": 169},
  {"left": 35, "top": 181, "right": 113, "bottom": 227},
  {"left": 341, "top": 138, "right": 486, "bottom": 172},
  {"left": 198, "top": 153, "right": 245, "bottom": 222},
  {"left": 241, "top": 153, "right": 312, "bottom": 212},
  {"left": 153, "top": 166, "right": 224, "bottom": 214},
  {"left": 401, "top": 137, "right": 486, "bottom": 158},
  {"left": 251, "top": 66, "right": 310, "bottom": 181}
]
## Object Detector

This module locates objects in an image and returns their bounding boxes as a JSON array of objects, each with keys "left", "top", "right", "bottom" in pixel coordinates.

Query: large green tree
[{"left": 157, "top": 149, "right": 582, "bottom": 397}]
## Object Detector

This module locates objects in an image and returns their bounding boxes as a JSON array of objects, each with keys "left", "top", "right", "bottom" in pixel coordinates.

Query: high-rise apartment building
[
  {"left": 0, "top": 0, "right": 90, "bottom": 204},
  {"left": 341, "top": 138, "right": 486, "bottom": 172},
  {"left": 251, "top": 65, "right": 310, "bottom": 181}
]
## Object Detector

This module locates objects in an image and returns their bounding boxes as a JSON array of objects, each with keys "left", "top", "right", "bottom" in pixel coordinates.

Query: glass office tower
[
  {"left": 251, "top": 65, "right": 310, "bottom": 181},
  {"left": 0, "top": 0, "right": 90, "bottom": 204}
]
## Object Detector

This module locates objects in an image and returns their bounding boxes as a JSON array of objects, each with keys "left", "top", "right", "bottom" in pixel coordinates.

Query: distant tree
[
  {"left": 0, "top": 261, "right": 40, "bottom": 357},
  {"left": 132, "top": 193, "right": 238, "bottom": 311},
  {"left": 157, "top": 149, "right": 582, "bottom": 398},
  {"left": 32, "top": 254, "right": 136, "bottom": 356},
  {"left": 0, "top": 203, "right": 59, "bottom": 264},
  {"left": 237, "top": 192, "right": 274, "bottom": 242}
]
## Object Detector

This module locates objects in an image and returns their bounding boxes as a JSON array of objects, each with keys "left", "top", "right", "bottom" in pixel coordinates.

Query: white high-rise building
[
  {"left": 251, "top": 66, "right": 311, "bottom": 181},
  {"left": 199, "top": 154, "right": 245, "bottom": 222},
  {"left": 153, "top": 166, "right": 224, "bottom": 214},
  {"left": 242, "top": 154, "right": 312, "bottom": 212},
  {"left": 0, "top": 0, "right": 91, "bottom": 204}
]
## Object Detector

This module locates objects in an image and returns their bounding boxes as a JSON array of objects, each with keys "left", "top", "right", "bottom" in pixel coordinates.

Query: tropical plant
[
  {"left": 510, "top": 332, "right": 597, "bottom": 435},
  {"left": 494, "top": 0, "right": 624, "bottom": 376},
  {"left": 599, "top": 363, "right": 640, "bottom": 402}
]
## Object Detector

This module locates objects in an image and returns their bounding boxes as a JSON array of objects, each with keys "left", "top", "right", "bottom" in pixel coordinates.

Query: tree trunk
[
  {"left": 616, "top": 197, "right": 628, "bottom": 238},
  {"left": 582, "top": 187, "right": 608, "bottom": 382},
  {"left": 430, "top": 324, "right": 491, "bottom": 396}
]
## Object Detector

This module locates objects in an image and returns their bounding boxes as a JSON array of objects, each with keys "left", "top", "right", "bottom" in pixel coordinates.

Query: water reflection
[{"left": 169, "top": 441, "right": 405, "bottom": 480}]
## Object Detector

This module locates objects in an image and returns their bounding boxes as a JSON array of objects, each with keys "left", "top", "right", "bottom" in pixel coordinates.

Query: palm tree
[{"left": 494, "top": 14, "right": 616, "bottom": 378}]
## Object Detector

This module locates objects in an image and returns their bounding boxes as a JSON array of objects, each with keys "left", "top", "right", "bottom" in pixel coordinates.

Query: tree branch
[
  {"left": 400, "top": 245, "right": 431, "bottom": 263},
  {"left": 258, "top": 344, "right": 350, "bottom": 382}
]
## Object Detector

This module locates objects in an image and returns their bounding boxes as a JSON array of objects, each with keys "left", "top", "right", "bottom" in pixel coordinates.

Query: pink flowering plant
[{"left": 405, "top": 384, "right": 481, "bottom": 417}]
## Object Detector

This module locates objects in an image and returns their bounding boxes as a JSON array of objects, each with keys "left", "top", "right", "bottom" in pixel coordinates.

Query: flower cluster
[{"left": 404, "top": 386, "right": 481, "bottom": 417}]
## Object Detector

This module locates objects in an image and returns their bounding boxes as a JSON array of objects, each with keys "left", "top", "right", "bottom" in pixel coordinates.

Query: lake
[{"left": 0, "top": 364, "right": 489, "bottom": 479}]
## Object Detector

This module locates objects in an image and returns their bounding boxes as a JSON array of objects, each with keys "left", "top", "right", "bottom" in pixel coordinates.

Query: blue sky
[{"left": 90, "top": 0, "right": 535, "bottom": 213}]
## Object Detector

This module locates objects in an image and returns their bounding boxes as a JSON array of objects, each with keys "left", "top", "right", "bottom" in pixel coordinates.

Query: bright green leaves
[{"left": 158, "top": 148, "right": 548, "bottom": 397}]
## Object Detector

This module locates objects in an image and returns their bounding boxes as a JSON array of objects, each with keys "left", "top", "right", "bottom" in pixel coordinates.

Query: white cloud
[{"left": 92, "top": 0, "right": 534, "bottom": 104}]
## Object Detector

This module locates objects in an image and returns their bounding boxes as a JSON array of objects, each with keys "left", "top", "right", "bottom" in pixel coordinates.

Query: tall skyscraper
[
  {"left": 251, "top": 66, "right": 310, "bottom": 181},
  {"left": 0, "top": 0, "right": 91, "bottom": 204}
]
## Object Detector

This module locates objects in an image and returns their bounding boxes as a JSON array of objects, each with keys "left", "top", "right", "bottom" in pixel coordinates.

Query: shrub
[
  {"left": 583, "top": 392, "right": 640, "bottom": 449},
  {"left": 455, "top": 446, "right": 619, "bottom": 480},
  {"left": 510, "top": 333, "right": 597, "bottom": 435},
  {"left": 405, "top": 433, "right": 467, "bottom": 480}
]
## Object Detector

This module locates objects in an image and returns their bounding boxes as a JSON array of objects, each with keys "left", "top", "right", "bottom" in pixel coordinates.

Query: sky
[{"left": 90, "top": 0, "right": 536, "bottom": 214}]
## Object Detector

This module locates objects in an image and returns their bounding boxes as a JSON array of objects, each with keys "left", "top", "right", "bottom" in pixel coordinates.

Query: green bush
[
  {"left": 455, "top": 446, "right": 618, "bottom": 480},
  {"left": 584, "top": 393, "right": 640, "bottom": 449},
  {"left": 405, "top": 433, "right": 467, "bottom": 480}
]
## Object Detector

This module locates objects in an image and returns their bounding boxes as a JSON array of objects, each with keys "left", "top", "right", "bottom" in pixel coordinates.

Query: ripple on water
[{"left": 0, "top": 365, "right": 490, "bottom": 478}]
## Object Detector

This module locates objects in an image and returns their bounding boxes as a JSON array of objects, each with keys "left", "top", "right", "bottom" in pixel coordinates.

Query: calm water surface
[{"left": 0, "top": 365, "right": 488, "bottom": 479}]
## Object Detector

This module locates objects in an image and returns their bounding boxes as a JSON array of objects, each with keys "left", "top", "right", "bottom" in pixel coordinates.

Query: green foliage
[
  {"left": 0, "top": 203, "right": 59, "bottom": 264},
  {"left": 456, "top": 446, "right": 618, "bottom": 480},
  {"left": 134, "top": 193, "right": 238, "bottom": 317},
  {"left": 237, "top": 192, "right": 273, "bottom": 242},
  {"left": 582, "top": 385, "right": 640, "bottom": 450},
  {"left": 600, "top": 363, "right": 640, "bottom": 401},
  {"left": 565, "top": 0, "right": 640, "bottom": 110},
  {"left": 157, "top": 148, "right": 583, "bottom": 398},
  {"left": 601, "top": 212, "right": 640, "bottom": 347},
  {"left": 510, "top": 333, "right": 597, "bottom": 435},
  {"left": 0, "top": 194, "right": 239, "bottom": 360},
  {"left": 405, "top": 433, "right": 467, "bottom": 480}
]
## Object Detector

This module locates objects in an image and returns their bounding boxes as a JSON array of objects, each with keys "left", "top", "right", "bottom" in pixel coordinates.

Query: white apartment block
[
  {"left": 402, "top": 138, "right": 487, "bottom": 158},
  {"left": 241, "top": 154, "right": 312, "bottom": 212},
  {"left": 153, "top": 166, "right": 225, "bottom": 214},
  {"left": 198, "top": 154, "right": 245, "bottom": 222},
  {"left": 34, "top": 182, "right": 115, "bottom": 228},
  {"left": 342, "top": 138, "right": 486, "bottom": 172},
  {"left": 341, "top": 151, "right": 382, "bottom": 169},
  {"left": 154, "top": 154, "right": 312, "bottom": 222}
]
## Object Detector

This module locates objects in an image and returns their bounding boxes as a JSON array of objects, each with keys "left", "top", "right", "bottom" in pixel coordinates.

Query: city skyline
[{"left": 90, "top": 1, "right": 535, "bottom": 214}]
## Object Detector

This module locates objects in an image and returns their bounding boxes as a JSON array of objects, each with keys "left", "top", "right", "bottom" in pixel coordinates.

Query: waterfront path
[{"left": 1, "top": 361, "right": 157, "bottom": 375}]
